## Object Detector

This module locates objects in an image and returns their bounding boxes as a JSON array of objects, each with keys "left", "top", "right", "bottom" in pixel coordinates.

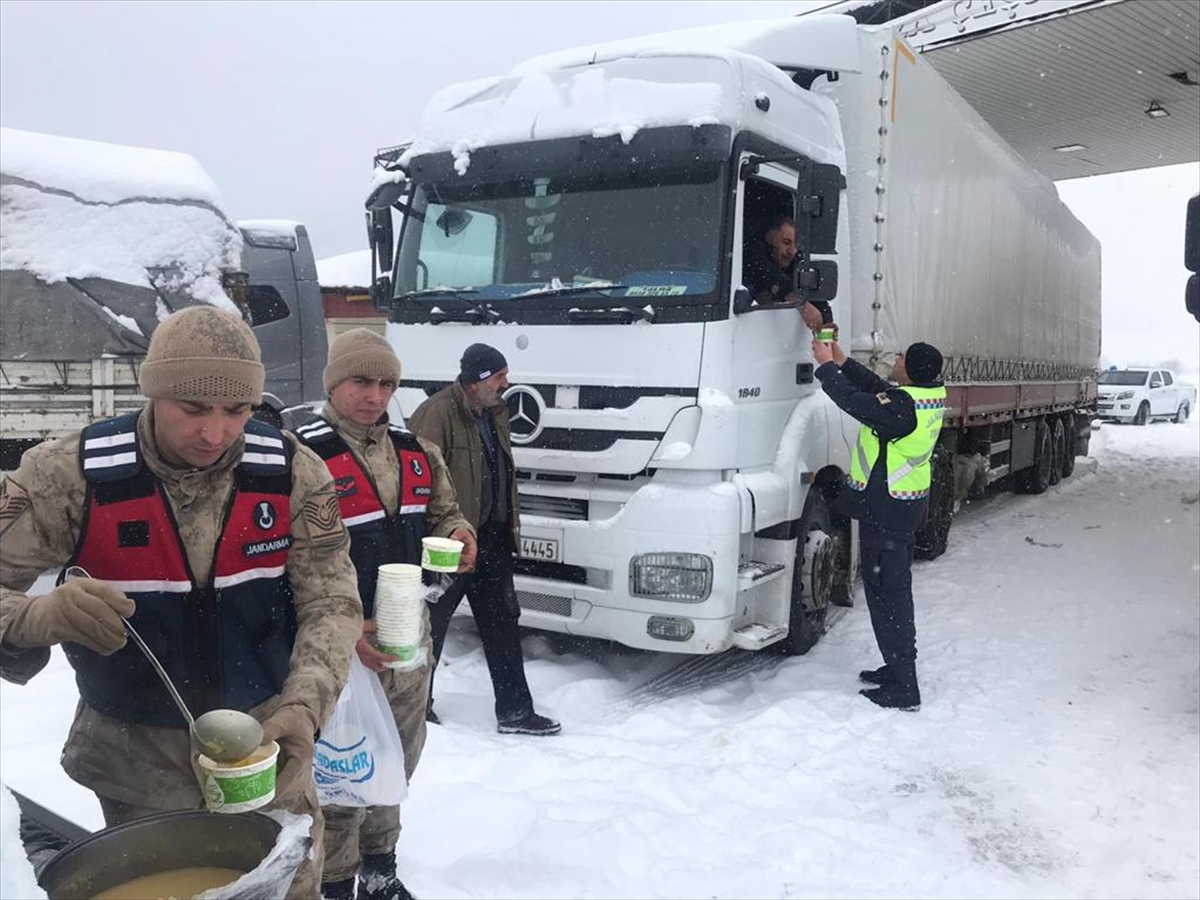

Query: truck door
[
  {"left": 1148, "top": 370, "right": 1168, "bottom": 416},
  {"left": 241, "top": 226, "right": 304, "bottom": 409}
]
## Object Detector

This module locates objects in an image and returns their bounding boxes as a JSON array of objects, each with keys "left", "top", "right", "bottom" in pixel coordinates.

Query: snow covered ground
[{"left": 2, "top": 418, "right": 1197, "bottom": 899}]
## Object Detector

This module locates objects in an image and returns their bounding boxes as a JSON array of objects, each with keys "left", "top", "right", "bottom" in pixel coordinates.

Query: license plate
[{"left": 519, "top": 537, "right": 560, "bottom": 562}]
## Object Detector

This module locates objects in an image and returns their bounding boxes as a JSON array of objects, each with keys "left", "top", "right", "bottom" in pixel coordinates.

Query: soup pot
[{"left": 38, "top": 809, "right": 281, "bottom": 900}]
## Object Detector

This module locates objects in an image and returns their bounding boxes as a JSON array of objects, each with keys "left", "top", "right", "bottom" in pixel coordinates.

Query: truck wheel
[
  {"left": 1048, "top": 417, "right": 1065, "bottom": 486},
  {"left": 1133, "top": 401, "right": 1150, "bottom": 426},
  {"left": 1175, "top": 403, "right": 1191, "bottom": 424},
  {"left": 914, "top": 446, "right": 955, "bottom": 561},
  {"left": 778, "top": 492, "right": 848, "bottom": 656},
  {"left": 1060, "top": 413, "right": 1077, "bottom": 478},
  {"left": 1015, "top": 418, "right": 1052, "bottom": 495}
]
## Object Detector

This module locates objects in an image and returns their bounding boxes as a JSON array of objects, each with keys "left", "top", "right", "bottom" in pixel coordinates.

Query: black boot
[
  {"left": 497, "top": 711, "right": 561, "bottom": 736},
  {"left": 359, "top": 851, "right": 415, "bottom": 900},
  {"left": 860, "top": 663, "right": 920, "bottom": 710},
  {"left": 322, "top": 877, "right": 356, "bottom": 900},
  {"left": 858, "top": 664, "right": 894, "bottom": 686}
]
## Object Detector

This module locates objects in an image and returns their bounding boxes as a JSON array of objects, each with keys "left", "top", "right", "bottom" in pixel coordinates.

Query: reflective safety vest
[
  {"left": 65, "top": 413, "right": 297, "bottom": 727},
  {"left": 293, "top": 419, "right": 431, "bottom": 616},
  {"left": 848, "top": 385, "right": 946, "bottom": 500}
]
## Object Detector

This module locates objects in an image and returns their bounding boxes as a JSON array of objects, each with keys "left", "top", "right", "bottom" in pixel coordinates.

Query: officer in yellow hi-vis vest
[{"left": 812, "top": 335, "right": 945, "bottom": 711}]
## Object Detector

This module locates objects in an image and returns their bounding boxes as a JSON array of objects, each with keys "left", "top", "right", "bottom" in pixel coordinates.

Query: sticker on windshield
[{"left": 625, "top": 285, "right": 688, "bottom": 297}]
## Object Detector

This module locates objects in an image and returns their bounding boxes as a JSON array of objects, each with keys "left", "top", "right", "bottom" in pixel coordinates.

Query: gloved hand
[
  {"left": 261, "top": 704, "right": 319, "bottom": 803},
  {"left": 5, "top": 579, "right": 135, "bottom": 655}
]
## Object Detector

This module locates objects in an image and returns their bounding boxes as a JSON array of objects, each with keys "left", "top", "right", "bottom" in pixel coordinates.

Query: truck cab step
[
  {"left": 737, "top": 560, "right": 787, "bottom": 590},
  {"left": 731, "top": 622, "right": 788, "bottom": 650}
]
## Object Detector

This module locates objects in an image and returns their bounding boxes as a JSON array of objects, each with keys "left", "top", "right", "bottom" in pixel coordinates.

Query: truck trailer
[{"left": 366, "top": 15, "right": 1101, "bottom": 656}]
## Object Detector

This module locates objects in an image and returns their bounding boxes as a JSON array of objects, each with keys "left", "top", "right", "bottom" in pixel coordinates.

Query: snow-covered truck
[
  {"left": 0, "top": 129, "right": 327, "bottom": 468},
  {"left": 365, "top": 15, "right": 1101, "bottom": 655}
]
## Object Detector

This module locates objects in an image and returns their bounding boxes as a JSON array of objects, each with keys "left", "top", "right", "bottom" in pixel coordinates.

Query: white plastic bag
[{"left": 313, "top": 657, "right": 407, "bottom": 808}]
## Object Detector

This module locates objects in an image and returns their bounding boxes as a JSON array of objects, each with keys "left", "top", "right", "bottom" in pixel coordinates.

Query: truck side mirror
[
  {"left": 795, "top": 161, "right": 844, "bottom": 256},
  {"left": 369, "top": 209, "right": 394, "bottom": 275},
  {"left": 793, "top": 260, "right": 838, "bottom": 301},
  {"left": 370, "top": 276, "right": 392, "bottom": 311},
  {"left": 1186, "top": 194, "right": 1199, "bottom": 322}
]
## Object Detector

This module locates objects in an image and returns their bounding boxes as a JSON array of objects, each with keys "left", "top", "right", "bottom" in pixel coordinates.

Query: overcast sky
[{"left": 1, "top": 0, "right": 1197, "bottom": 370}]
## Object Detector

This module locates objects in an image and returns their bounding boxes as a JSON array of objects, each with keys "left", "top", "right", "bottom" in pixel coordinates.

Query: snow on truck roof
[
  {"left": 0, "top": 127, "right": 223, "bottom": 206},
  {"left": 512, "top": 14, "right": 862, "bottom": 77},
  {"left": 400, "top": 17, "right": 858, "bottom": 172},
  {"left": 0, "top": 127, "right": 241, "bottom": 321}
]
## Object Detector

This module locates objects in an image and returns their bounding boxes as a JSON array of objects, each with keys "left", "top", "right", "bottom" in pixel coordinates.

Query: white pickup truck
[{"left": 1096, "top": 368, "right": 1194, "bottom": 425}]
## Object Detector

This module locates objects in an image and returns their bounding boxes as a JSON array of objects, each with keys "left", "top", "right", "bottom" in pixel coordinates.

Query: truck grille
[
  {"left": 517, "top": 591, "right": 572, "bottom": 617},
  {"left": 519, "top": 494, "right": 588, "bottom": 520}
]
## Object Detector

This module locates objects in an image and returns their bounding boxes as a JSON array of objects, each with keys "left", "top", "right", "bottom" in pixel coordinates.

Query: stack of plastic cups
[{"left": 373, "top": 563, "right": 426, "bottom": 670}]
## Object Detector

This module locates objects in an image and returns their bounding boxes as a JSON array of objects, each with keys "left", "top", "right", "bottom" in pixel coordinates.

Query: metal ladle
[{"left": 65, "top": 567, "right": 264, "bottom": 764}]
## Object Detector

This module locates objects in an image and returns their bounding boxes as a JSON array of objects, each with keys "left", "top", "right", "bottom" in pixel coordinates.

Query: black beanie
[
  {"left": 904, "top": 342, "right": 944, "bottom": 386},
  {"left": 459, "top": 343, "right": 508, "bottom": 384}
]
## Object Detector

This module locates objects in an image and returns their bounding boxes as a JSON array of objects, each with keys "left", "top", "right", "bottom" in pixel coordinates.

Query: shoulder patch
[
  {"left": 876, "top": 392, "right": 893, "bottom": 405},
  {"left": 0, "top": 479, "right": 32, "bottom": 540}
]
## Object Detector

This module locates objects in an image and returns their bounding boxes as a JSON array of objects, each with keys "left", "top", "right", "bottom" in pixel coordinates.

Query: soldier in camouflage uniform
[
  {"left": 0, "top": 306, "right": 362, "bottom": 899},
  {"left": 293, "top": 329, "right": 474, "bottom": 900}
]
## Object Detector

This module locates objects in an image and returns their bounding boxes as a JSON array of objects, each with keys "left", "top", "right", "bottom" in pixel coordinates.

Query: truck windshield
[
  {"left": 1098, "top": 370, "right": 1149, "bottom": 386},
  {"left": 391, "top": 135, "right": 727, "bottom": 324}
]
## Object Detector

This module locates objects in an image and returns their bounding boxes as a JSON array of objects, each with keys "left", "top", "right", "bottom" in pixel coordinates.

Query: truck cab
[{"left": 238, "top": 220, "right": 329, "bottom": 426}]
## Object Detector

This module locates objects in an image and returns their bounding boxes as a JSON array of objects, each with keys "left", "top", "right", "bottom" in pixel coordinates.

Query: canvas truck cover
[
  {"left": 0, "top": 128, "right": 243, "bottom": 361},
  {"left": 822, "top": 29, "right": 1102, "bottom": 379}
]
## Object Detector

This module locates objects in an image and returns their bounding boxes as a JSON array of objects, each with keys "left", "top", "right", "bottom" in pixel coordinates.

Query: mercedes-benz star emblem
[{"left": 503, "top": 385, "right": 545, "bottom": 445}]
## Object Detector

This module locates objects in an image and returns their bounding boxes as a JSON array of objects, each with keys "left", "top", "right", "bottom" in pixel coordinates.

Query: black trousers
[
  {"left": 427, "top": 522, "right": 534, "bottom": 722},
  {"left": 859, "top": 521, "right": 918, "bottom": 667}
]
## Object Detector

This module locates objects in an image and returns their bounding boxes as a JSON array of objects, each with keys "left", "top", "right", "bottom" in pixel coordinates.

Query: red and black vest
[
  {"left": 293, "top": 418, "right": 431, "bottom": 617},
  {"left": 63, "top": 413, "right": 297, "bottom": 727}
]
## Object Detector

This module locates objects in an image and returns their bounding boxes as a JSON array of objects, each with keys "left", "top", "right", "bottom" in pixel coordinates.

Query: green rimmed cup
[
  {"left": 198, "top": 740, "right": 278, "bottom": 814},
  {"left": 421, "top": 537, "right": 463, "bottom": 572},
  {"left": 818, "top": 327, "right": 836, "bottom": 343}
]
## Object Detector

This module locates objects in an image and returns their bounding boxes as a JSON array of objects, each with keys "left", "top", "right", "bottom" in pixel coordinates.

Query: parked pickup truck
[{"left": 1096, "top": 368, "right": 1194, "bottom": 425}]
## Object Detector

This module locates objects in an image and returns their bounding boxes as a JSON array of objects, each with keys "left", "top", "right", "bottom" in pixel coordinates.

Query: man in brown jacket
[
  {"left": 407, "top": 343, "right": 560, "bottom": 736},
  {"left": 293, "top": 329, "right": 475, "bottom": 900},
  {"left": 0, "top": 306, "right": 362, "bottom": 899}
]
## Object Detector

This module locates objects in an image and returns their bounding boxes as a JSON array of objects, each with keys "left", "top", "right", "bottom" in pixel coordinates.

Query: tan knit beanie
[
  {"left": 139, "top": 306, "right": 264, "bottom": 404},
  {"left": 324, "top": 328, "right": 401, "bottom": 393}
]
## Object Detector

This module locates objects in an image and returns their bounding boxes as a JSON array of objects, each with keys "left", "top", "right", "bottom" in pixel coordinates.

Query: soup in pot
[{"left": 92, "top": 866, "right": 245, "bottom": 899}]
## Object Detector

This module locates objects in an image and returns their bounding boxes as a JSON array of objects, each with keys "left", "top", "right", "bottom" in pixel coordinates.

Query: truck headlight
[
  {"left": 1115, "top": 391, "right": 1134, "bottom": 401},
  {"left": 629, "top": 553, "right": 713, "bottom": 602}
]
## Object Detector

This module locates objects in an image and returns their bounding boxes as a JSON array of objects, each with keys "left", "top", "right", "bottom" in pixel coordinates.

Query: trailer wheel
[
  {"left": 1060, "top": 413, "right": 1077, "bottom": 478},
  {"left": 914, "top": 446, "right": 955, "bottom": 561},
  {"left": 1048, "top": 417, "right": 1065, "bottom": 486},
  {"left": 1015, "top": 418, "right": 1052, "bottom": 494},
  {"left": 778, "top": 492, "right": 848, "bottom": 656},
  {"left": 1133, "top": 402, "right": 1150, "bottom": 426}
]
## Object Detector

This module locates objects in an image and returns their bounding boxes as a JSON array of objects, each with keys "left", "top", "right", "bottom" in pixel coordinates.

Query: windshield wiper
[
  {"left": 567, "top": 305, "right": 656, "bottom": 325},
  {"left": 396, "top": 287, "right": 478, "bottom": 301},
  {"left": 429, "top": 302, "right": 506, "bottom": 325},
  {"left": 518, "top": 283, "right": 626, "bottom": 299}
]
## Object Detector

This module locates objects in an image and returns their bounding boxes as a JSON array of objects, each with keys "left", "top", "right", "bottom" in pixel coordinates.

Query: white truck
[
  {"left": 366, "top": 15, "right": 1101, "bottom": 655},
  {"left": 0, "top": 129, "right": 327, "bottom": 468},
  {"left": 1096, "top": 368, "right": 1194, "bottom": 424}
]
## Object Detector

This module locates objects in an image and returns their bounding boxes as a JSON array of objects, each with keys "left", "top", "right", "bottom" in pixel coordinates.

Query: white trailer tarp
[{"left": 824, "top": 29, "right": 1101, "bottom": 377}]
